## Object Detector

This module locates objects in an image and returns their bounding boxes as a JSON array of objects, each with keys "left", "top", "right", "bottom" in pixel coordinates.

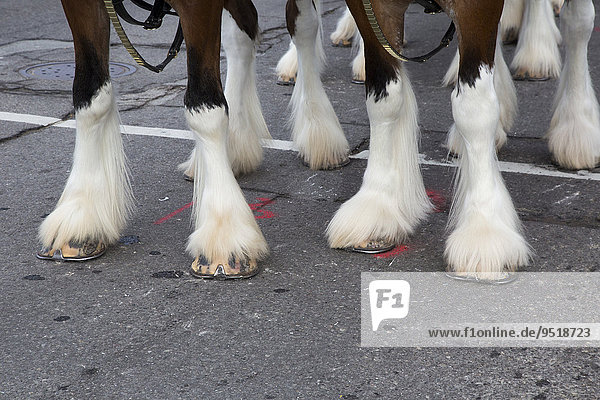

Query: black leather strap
[{"left": 106, "top": 0, "right": 184, "bottom": 73}]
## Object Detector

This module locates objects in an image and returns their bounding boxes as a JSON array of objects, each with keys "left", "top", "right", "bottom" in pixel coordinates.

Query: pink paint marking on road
[
  {"left": 372, "top": 245, "right": 409, "bottom": 259},
  {"left": 154, "top": 197, "right": 277, "bottom": 225},
  {"left": 153, "top": 202, "right": 193, "bottom": 224},
  {"left": 250, "top": 197, "right": 277, "bottom": 219}
]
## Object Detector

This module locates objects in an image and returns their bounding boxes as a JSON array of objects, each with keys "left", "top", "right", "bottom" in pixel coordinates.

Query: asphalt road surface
[{"left": 1, "top": 0, "right": 599, "bottom": 399}]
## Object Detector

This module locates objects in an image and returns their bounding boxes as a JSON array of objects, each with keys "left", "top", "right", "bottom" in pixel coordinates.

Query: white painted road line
[{"left": 2, "top": 110, "right": 600, "bottom": 182}]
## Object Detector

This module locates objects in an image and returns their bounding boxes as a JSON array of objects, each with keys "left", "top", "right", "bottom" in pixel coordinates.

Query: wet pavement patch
[
  {"left": 118, "top": 235, "right": 140, "bottom": 245},
  {"left": 273, "top": 288, "right": 289, "bottom": 293},
  {"left": 54, "top": 315, "right": 70, "bottom": 322},
  {"left": 149, "top": 250, "right": 162, "bottom": 256},
  {"left": 152, "top": 270, "right": 184, "bottom": 279},
  {"left": 23, "top": 274, "right": 45, "bottom": 281}
]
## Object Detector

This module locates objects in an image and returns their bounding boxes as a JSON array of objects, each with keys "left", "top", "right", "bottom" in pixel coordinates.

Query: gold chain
[{"left": 361, "top": 0, "right": 407, "bottom": 61}]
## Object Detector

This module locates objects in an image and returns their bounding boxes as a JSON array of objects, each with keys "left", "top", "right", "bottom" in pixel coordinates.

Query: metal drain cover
[{"left": 19, "top": 61, "right": 137, "bottom": 81}]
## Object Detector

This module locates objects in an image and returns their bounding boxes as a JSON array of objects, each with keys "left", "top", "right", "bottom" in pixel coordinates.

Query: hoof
[
  {"left": 37, "top": 240, "right": 106, "bottom": 262},
  {"left": 351, "top": 240, "right": 396, "bottom": 254},
  {"left": 190, "top": 255, "right": 259, "bottom": 280},
  {"left": 351, "top": 78, "right": 365, "bottom": 85},
  {"left": 302, "top": 157, "right": 350, "bottom": 170},
  {"left": 512, "top": 71, "right": 551, "bottom": 82},
  {"left": 445, "top": 270, "right": 517, "bottom": 284},
  {"left": 276, "top": 76, "right": 295, "bottom": 86},
  {"left": 332, "top": 39, "right": 352, "bottom": 47},
  {"left": 183, "top": 172, "right": 194, "bottom": 182}
]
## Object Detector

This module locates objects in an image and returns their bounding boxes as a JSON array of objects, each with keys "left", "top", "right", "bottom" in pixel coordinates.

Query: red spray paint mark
[
  {"left": 249, "top": 197, "right": 277, "bottom": 219},
  {"left": 372, "top": 245, "right": 409, "bottom": 259},
  {"left": 427, "top": 189, "right": 447, "bottom": 213},
  {"left": 154, "top": 202, "right": 193, "bottom": 224},
  {"left": 153, "top": 197, "right": 277, "bottom": 225},
  {"left": 594, "top": 27, "right": 600, "bottom": 32}
]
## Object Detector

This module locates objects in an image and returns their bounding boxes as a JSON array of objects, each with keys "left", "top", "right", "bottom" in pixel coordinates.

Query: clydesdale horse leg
[
  {"left": 286, "top": 0, "right": 350, "bottom": 170},
  {"left": 169, "top": 0, "right": 267, "bottom": 279},
  {"left": 547, "top": 0, "right": 600, "bottom": 169},
  {"left": 39, "top": 0, "right": 133, "bottom": 261},
  {"left": 444, "top": 0, "right": 530, "bottom": 279},
  {"left": 179, "top": 0, "right": 270, "bottom": 180},
  {"left": 327, "top": 0, "right": 431, "bottom": 254}
]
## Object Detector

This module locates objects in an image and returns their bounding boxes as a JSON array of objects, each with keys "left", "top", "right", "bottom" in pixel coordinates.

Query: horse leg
[
  {"left": 222, "top": 0, "right": 271, "bottom": 176},
  {"left": 500, "top": 0, "right": 525, "bottom": 43},
  {"left": 446, "top": 32, "right": 516, "bottom": 153},
  {"left": 546, "top": 0, "right": 600, "bottom": 169},
  {"left": 38, "top": 0, "right": 132, "bottom": 261},
  {"left": 286, "top": 0, "right": 349, "bottom": 169},
  {"left": 169, "top": 0, "right": 267, "bottom": 278},
  {"left": 330, "top": 6, "right": 357, "bottom": 46},
  {"left": 275, "top": 41, "right": 298, "bottom": 85},
  {"left": 327, "top": 0, "right": 431, "bottom": 252},
  {"left": 351, "top": 35, "right": 365, "bottom": 83},
  {"left": 444, "top": 1, "right": 530, "bottom": 279},
  {"left": 179, "top": 0, "right": 270, "bottom": 179},
  {"left": 512, "top": 0, "right": 561, "bottom": 80}
]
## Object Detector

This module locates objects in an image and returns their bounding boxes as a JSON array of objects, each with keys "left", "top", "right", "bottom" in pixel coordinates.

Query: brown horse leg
[
  {"left": 168, "top": 0, "right": 267, "bottom": 279},
  {"left": 327, "top": 0, "right": 431, "bottom": 253},
  {"left": 179, "top": 0, "right": 270, "bottom": 179},
  {"left": 38, "top": 0, "right": 132, "bottom": 261},
  {"left": 443, "top": 1, "right": 530, "bottom": 279}
]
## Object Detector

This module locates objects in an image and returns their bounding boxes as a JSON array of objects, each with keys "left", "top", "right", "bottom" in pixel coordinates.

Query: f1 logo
[{"left": 369, "top": 280, "right": 411, "bottom": 331}]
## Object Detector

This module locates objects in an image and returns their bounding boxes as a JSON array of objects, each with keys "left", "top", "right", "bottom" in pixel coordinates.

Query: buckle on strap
[{"left": 104, "top": 0, "right": 183, "bottom": 73}]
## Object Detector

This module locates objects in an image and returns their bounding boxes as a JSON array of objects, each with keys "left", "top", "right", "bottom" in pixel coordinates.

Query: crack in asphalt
[
  {"left": 0, "top": 82, "right": 71, "bottom": 98},
  {"left": 118, "top": 82, "right": 186, "bottom": 112},
  {"left": 0, "top": 109, "right": 73, "bottom": 144}
]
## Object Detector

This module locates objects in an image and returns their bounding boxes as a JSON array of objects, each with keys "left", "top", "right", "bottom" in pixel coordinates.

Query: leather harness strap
[
  {"left": 361, "top": 0, "right": 456, "bottom": 63},
  {"left": 103, "top": 0, "right": 183, "bottom": 73},
  {"left": 103, "top": 0, "right": 454, "bottom": 73}
]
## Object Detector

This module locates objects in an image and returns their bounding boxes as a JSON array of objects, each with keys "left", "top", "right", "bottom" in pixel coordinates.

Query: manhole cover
[{"left": 19, "top": 61, "right": 137, "bottom": 81}]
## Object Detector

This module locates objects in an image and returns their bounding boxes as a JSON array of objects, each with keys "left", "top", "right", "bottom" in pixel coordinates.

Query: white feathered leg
[
  {"left": 186, "top": 107, "right": 268, "bottom": 266},
  {"left": 512, "top": 0, "right": 561, "bottom": 80},
  {"left": 447, "top": 33, "right": 516, "bottom": 153},
  {"left": 546, "top": 0, "right": 600, "bottom": 169},
  {"left": 289, "top": 0, "right": 349, "bottom": 169},
  {"left": 330, "top": 7, "right": 357, "bottom": 46},
  {"left": 500, "top": 0, "right": 525, "bottom": 43},
  {"left": 442, "top": 49, "right": 460, "bottom": 88},
  {"left": 445, "top": 67, "right": 530, "bottom": 280},
  {"left": 492, "top": 33, "right": 517, "bottom": 149},
  {"left": 179, "top": 12, "right": 271, "bottom": 179},
  {"left": 327, "top": 67, "right": 431, "bottom": 249},
  {"left": 276, "top": 41, "right": 298, "bottom": 85},
  {"left": 222, "top": 11, "right": 271, "bottom": 176},
  {"left": 351, "top": 35, "right": 365, "bottom": 83},
  {"left": 39, "top": 83, "right": 133, "bottom": 253}
]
